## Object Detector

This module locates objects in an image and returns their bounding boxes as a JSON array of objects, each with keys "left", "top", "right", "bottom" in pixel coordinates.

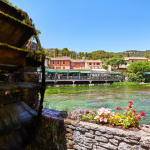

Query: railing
[{"left": 44, "top": 76, "right": 122, "bottom": 81}]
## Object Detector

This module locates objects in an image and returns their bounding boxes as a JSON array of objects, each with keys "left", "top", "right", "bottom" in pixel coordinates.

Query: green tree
[
  {"left": 106, "top": 57, "right": 127, "bottom": 70},
  {"left": 145, "top": 54, "right": 150, "bottom": 58},
  {"left": 127, "top": 53, "right": 130, "bottom": 57},
  {"left": 62, "top": 48, "right": 70, "bottom": 56},
  {"left": 54, "top": 48, "right": 59, "bottom": 57},
  {"left": 127, "top": 61, "right": 150, "bottom": 73},
  {"left": 58, "top": 52, "right": 63, "bottom": 57},
  {"left": 78, "top": 52, "right": 84, "bottom": 59},
  {"left": 49, "top": 52, "right": 54, "bottom": 57}
]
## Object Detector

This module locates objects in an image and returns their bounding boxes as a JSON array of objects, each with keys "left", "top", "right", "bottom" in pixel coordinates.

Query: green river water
[{"left": 43, "top": 85, "right": 150, "bottom": 124}]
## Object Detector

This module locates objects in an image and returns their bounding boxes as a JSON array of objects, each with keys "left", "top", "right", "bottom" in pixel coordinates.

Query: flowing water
[{"left": 44, "top": 85, "right": 150, "bottom": 124}]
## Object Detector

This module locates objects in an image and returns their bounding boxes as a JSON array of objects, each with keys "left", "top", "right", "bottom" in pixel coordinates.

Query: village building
[
  {"left": 85, "top": 60, "right": 102, "bottom": 69},
  {"left": 119, "top": 57, "right": 148, "bottom": 72},
  {"left": 50, "top": 56, "right": 71, "bottom": 69},
  {"left": 70, "top": 59, "right": 85, "bottom": 69}
]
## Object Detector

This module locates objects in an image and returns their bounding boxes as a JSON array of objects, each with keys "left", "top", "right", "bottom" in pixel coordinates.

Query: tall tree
[
  {"left": 54, "top": 48, "right": 59, "bottom": 57},
  {"left": 106, "top": 57, "right": 127, "bottom": 70}
]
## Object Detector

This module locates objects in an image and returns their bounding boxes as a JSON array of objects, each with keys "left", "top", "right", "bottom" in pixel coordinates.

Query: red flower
[
  {"left": 129, "top": 104, "right": 132, "bottom": 108},
  {"left": 135, "top": 113, "right": 141, "bottom": 120},
  {"left": 93, "top": 111, "right": 96, "bottom": 113},
  {"left": 140, "top": 111, "right": 146, "bottom": 116},
  {"left": 86, "top": 111, "right": 89, "bottom": 114},
  {"left": 128, "top": 101, "right": 133, "bottom": 105},
  {"left": 132, "top": 110, "right": 136, "bottom": 113},
  {"left": 116, "top": 107, "right": 123, "bottom": 111}
]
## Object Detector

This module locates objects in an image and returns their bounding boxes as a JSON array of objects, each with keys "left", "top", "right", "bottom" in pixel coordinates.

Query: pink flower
[
  {"left": 111, "top": 112, "right": 115, "bottom": 116},
  {"left": 94, "top": 116, "right": 99, "bottom": 120},
  {"left": 104, "top": 118, "right": 107, "bottom": 122},
  {"left": 100, "top": 117, "right": 103, "bottom": 122}
]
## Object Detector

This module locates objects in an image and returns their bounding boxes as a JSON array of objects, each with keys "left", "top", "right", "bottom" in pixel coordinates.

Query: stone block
[
  {"left": 66, "top": 133, "right": 73, "bottom": 140},
  {"left": 84, "top": 125, "right": 91, "bottom": 130},
  {"left": 84, "top": 142, "right": 93, "bottom": 148},
  {"left": 85, "top": 132, "right": 95, "bottom": 138},
  {"left": 140, "top": 136, "right": 150, "bottom": 148},
  {"left": 96, "top": 146, "right": 108, "bottom": 150},
  {"left": 84, "top": 137, "right": 97, "bottom": 143},
  {"left": 98, "top": 126, "right": 106, "bottom": 133},
  {"left": 76, "top": 127, "right": 88, "bottom": 132},
  {"left": 95, "top": 136, "right": 108, "bottom": 143},
  {"left": 89, "top": 130, "right": 94, "bottom": 134},
  {"left": 95, "top": 131, "right": 102, "bottom": 136},
  {"left": 73, "top": 131, "right": 80, "bottom": 137},
  {"left": 67, "top": 125, "right": 76, "bottom": 130},
  {"left": 103, "top": 133, "right": 114, "bottom": 139},
  {"left": 106, "top": 128, "right": 117, "bottom": 135},
  {"left": 100, "top": 142, "right": 118, "bottom": 150},
  {"left": 73, "top": 145, "right": 81, "bottom": 150},
  {"left": 109, "top": 138, "right": 119, "bottom": 146},
  {"left": 66, "top": 128, "right": 73, "bottom": 133},
  {"left": 118, "top": 142, "right": 133, "bottom": 150}
]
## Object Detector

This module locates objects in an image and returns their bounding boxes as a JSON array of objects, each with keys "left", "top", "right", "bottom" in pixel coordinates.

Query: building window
[
  {"left": 72, "top": 63, "right": 75, "bottom": 66},
  {"left": 52, "top": 66, "right": 54, "bottom": 69},
  {"left": 132, "top": 60, "right": 134, "bottom": 63},
  {"left": 57, "top": 61, "right": 60, "bottom": 64},
  {"left": 80, "top": 67, "right": 82, "bottom": 70},
  {"left": 72, "top": 67, "right": 74, "bottom": 69},
  {"left": 57, "top": 66, "right": 60, "bottom": 69},
  {"left": 89, "top": 63, "right": 91, "bottom": 65},
  {"left": 80, "top": 62, "right": 82, "bottom": 66},
  {"left": 63, "top": 61, "right": 65, "bottom": 64},
  {"left": 97, "top": 63, "right": 100, "bottom": 65},
  {"left": 52, "top": 61, "right": 55, "bottom": 64}
]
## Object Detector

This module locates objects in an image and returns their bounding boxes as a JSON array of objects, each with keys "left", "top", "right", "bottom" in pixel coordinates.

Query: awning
[
  {"left": 45, "top": 69, "right": 68, "bottom": 73},
  {"left": 143, "top": 72, "right": 150, "bottom": 75},
  {"left": 56, "top": 70, "right": 68, "bottom": 73},
  {"left": 80, "top": 70, "right": 91, "bottom": 74},
  {"left": 45, "top": 69, "right": 56, "bottom": 73},
  {"left": 69, "top": 70, "right": 79, "bottom": 73},
  {"left": 91, "top": 71, "right": 121, "bottom": 75}
]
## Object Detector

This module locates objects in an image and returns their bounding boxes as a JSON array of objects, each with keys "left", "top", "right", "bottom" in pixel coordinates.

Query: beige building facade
[{"left": 85, "top": 60, "right": 102, "bottom": 69}]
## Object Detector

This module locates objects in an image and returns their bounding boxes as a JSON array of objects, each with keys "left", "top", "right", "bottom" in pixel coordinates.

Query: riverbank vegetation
[
  {"left": 112, "top": 82, "right": 139, "bottom": 86},
  {"left": 127, "top": 61, "right": 150, "bottom": 82}
]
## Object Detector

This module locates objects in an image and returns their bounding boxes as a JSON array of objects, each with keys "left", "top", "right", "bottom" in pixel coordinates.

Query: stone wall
[
  {"left": 65, "top": 119, "right": 150, "bottom": 150},
  {"left": 31, "top": 109, "right": 150, "bottom": 150}
]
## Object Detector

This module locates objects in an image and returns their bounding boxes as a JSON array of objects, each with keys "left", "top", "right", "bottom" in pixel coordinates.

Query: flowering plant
[
  {"left": 68, "top": 107, "right": 96, "bottom": 122},
  {"left": 94, "top": 107, "right": 115, "bottom": 124},
  {"left": 68, "top": 101, "right": 145, "bottom": 129},
  {"left": 111, "top": 101, "right": 145, "bottom": 128}
]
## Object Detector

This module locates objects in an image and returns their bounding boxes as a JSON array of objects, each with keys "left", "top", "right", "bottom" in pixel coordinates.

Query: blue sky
[{"left": 11, "top": 0, "right": 150, "bottom": 53}]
